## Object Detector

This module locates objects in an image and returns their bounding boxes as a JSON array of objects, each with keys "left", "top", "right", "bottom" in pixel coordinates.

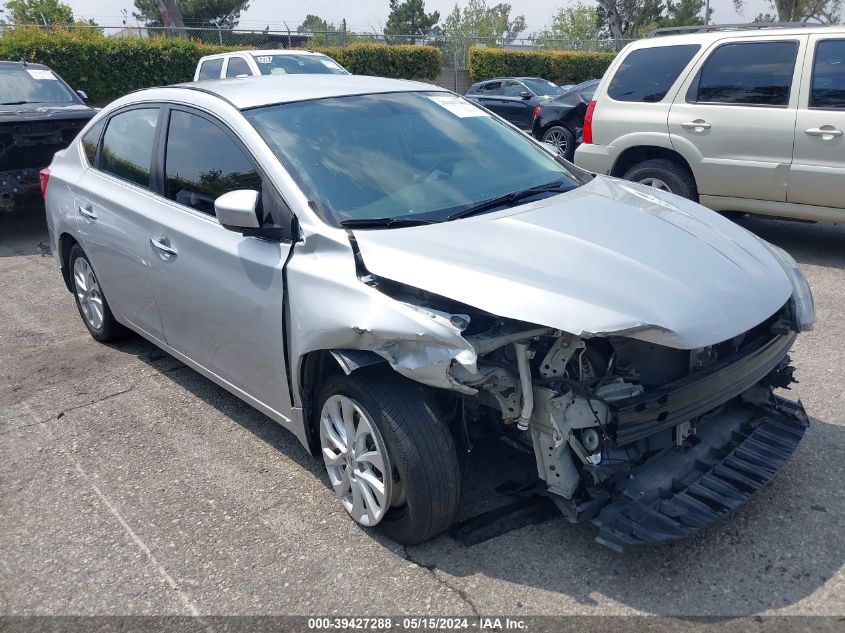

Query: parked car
[
  {"left": 44, "top": 75, "right": 813, "bottom": 550},
  {"left": 466, "top": 77, "right": 567, "bottom": 129},
  {"left": 0, "top": 61, "right": 95, "bottom": 207},
  {"left": 575, "top": 23, "right": 845, "bottom": 222},
  {"left": 532, "top": 79, "right": 600, "bottom": 160},
  {"left": 194, "top": 49, "right": 348, "bottom": 81}
]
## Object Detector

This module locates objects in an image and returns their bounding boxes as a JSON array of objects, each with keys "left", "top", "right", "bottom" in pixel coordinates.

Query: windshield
[
  {"left": 245, "top": 91, "right": 582, "bottom": 227},
  {"left": 0, "top": 66, "right": 77, "bottom": 105},
  {"left": 521, "top": 78, "right": 564, "bottom": 96},
  {"left": 252, "top": 53, "right": 348, "bottom": 76}
]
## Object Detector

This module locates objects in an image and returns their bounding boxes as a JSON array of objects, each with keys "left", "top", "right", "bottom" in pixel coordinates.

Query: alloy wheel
[
  {"left": 543, "top": 129, "right": 568, "bottom": 153},
  {"left": 638, "top": 177, "right": 672, "bottom": 192},
  {"left": 73, "top": 257, "right": 104, "bottom": 330},
  {"left": 319, "top": 394, "right": 395, "bottom": 526}
]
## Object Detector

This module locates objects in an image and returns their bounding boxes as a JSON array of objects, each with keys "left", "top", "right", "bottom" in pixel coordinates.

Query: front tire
[
  {"left": 68, "top": 244, "right": 128, "bottom": 342},
  {"left": 623, "top": 158, "right": 697, "bottom": 201},
  {"left": 317, "top": 368, "right": 461, "bottom": 545}
]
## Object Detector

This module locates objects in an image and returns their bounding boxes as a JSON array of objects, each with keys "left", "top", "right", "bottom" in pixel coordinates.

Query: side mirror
[
  {"left": 76, "top": 89, "right": 89, "bottom": 102},
  {"left": 215, "top": 190, "right": 260, "bottom": 231},
  {"left": 520, "top": 91, "right": 532, "bottom": 99}
]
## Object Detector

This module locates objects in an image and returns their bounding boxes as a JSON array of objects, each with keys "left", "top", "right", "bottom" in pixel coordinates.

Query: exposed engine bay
[{"left": 343, "top": 274, "right": 809, "bottom": 550}]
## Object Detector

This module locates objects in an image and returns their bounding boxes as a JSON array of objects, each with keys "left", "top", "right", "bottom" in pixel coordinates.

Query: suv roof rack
[{"left": 647, "top": 22, "right": 823, "bottom": 37}]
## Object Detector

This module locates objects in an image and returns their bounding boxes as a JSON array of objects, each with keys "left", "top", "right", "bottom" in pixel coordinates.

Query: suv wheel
[
  {"left": 68, "top": 244, "right": 128, "bottom": 342},
  {"left": 317, "top": 368, "right": 460, "bottom": 545},
  {"left": 541, "top": 126, "right": 575, "bottom": 161},
  {"left": 623, "top": 159, "right": 697, "bottom": 201}
]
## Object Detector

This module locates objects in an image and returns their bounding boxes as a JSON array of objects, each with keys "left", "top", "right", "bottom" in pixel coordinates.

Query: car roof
[
  {"left": 168, "top": 74, "right": 447, "bottom": 110},
  {"left": 0, "top": 60, "right": 49, "bottom": 69},
  {"left": 631, "top": 23, "right": 845, "bottom": 49},
  {"left": 201, "top": 49, "right": 330, "bottom": 60}
]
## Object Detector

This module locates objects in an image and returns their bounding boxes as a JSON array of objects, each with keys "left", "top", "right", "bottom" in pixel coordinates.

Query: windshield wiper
[
  {"left": 446, "top": 180, "right": 576, "bottom": 221},
  {"left": 0, "top": 100, "right": 30, "bottom": 105},
  {"left": 339, "top": 216, "right": 436, "bottom": 229}
]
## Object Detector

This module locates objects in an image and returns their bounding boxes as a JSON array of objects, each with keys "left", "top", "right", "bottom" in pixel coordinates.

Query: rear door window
[
  {"left": 198, "top": 58, "right": 223, "bottom": 80},
  {"left": 689, "top": 41, "right": 798, "bottom": 106},
  {"left": 482, "top": 81, "right": 502, "bottom": 95},
  {"left": 607, "top": 44, "right": 700, "bottom": 102},
  {"left": 810, "top": 39, "right": 845, "bottom": 109},
  {"left": 225, "top": 56, "right": 251, "bottom": 78},
  {"left": 164, "top": 109, "right": 261, "bottom": 216},
  {"left": 100, "top": 108, "right": 159, "bottom": 188},
  {"left": 81, "top": 119, "right": 105, "bottom": 166}
]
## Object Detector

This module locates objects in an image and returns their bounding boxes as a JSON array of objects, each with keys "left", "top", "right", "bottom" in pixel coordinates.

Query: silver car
[{"left": 44, "top": 75, "right": 815, "bottom": 550}]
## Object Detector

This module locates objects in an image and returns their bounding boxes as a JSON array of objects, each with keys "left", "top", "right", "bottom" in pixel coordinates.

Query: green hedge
[
  {"left": 0, "top": 29, "right": 443, "bottom": 104},
  {"left": 468, "top": 47, "right": 616, "bottom": 85},
  {"left": 0, "top": 28, "right": 230, "bottom": 103},
  {"left": 314, "top": 43, "right": 442, "bottom": 81}
]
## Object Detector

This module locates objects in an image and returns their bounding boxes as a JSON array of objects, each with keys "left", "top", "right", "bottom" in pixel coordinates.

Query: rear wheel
[
  {"left": 317, "top": 368, "right": 461, "bottom": 545},
  {"left": 623, "top": 159, "right": 697, "bottom": 201},
  {"left": 541, "top": 125, "right": 576, "bottom": 161},
  {"left": 68, "top": 244, "right": 128, "bottom": 342}
]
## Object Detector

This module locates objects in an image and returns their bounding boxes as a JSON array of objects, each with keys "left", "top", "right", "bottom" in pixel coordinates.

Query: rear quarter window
[
  {"left": 607, "top": 44, "right": 700, "bottom": 102},
  {"left": 198, "top": 58, "right": 223, "bottom": 80}
]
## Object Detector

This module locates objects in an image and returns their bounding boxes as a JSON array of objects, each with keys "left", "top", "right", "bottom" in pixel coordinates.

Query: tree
[
  {"left": 297, "top": 14, "right": 331, "bottom": 33},
  {"left": 532, "top": 2, "right": 602, "bottom": 47},
  {"left": 385, "top": 0, "right": 441, "bottom": 43},
  {"left": 595, "top": 0, "right": 664, "bottom": 50},
  {"left": 442, "top": 0, "right": 527, "bottom": 43},
  {"left": 733, "top": 0, "right": 842, "bottom": 23},
  {"left": 133, "top": 0, "right": 250, "bottom": 29},
  {"left": 4, "top": 0, "right": 74, "bottom": 26},
  {"left": 663, "top": 0, "right": 708, "bottom": 27}
]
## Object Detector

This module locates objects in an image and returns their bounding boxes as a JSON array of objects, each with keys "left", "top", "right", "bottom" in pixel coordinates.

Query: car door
[
  {"left": 788, "top": 36, "right": 845, "bottom": 210},
  {"left": 74, "top": 106, "right": 166, "bottom": 342},
  {"left": 145, "top": 106, "right": 294, "bottom": 417},
  {"left": 470, "top": 81, "right": 506, "bottom": 117},
  {"left": 500, "top": 81, "right": 535, "bottom": 128},
  {"left": 668, "top": 37, "right": 805, "bottom": 202}
]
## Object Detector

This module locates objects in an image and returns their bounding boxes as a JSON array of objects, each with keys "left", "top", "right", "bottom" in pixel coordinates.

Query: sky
[{"left": 61, "top": 0, "right": 773, "bottom": 33}]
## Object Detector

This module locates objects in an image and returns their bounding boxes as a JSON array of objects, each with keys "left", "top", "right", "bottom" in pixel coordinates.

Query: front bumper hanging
[{"left": 593, "top": 395, "right": 808, "bottom": 552}]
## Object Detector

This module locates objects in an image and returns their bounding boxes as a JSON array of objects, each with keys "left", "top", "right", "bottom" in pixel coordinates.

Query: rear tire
[
  {"left": 316, "top": 368, "right": 461, "bottom": 545},
  {"left": 541, "top": 125, "right": 576, "bottom": 161},
  {"left": 68, "top": 244, "right": 128, "bottom": 343},
  {"left": 623, "top": 159, "right": 697, "bottom": 201}
]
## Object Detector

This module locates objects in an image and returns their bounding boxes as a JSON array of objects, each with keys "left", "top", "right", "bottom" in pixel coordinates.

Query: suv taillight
[
  {"left": 583, "top": 100, "right": 597, "bottom": 144},
  {"left": 39, "top": 168, "right": 50, "bottom": 200},
  {"left": 532, "top": 105, "right": 542, "bottom": 119}
]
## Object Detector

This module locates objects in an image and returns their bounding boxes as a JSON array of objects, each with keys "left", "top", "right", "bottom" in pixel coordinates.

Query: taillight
[
  {"left": 583, "top": 100, "right": 597, "bottom": 144},
  {"left": 39, "top": 168, "right": 50, "bottom": 200},
  {"left": 532, "top": 105, "right": 542, "bottom": 119}
]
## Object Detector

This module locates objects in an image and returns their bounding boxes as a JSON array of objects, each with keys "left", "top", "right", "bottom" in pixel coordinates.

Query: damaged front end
[{"left": 352, "top": 269, "right": 809, "bottom": 550}]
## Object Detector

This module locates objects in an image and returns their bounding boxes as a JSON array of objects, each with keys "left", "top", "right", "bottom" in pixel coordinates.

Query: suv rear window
[
  {"left": 607, "top": 45, "right": 700, "bottom": 102},
  {"left": 198, "top": 58, "right": 223, "bottom": 80},
  {"left": 689, "top": 41, "right": 798, "bottom": 107},
  {"left": 811, "top": 39, "right": 845, "bottom": 109}
]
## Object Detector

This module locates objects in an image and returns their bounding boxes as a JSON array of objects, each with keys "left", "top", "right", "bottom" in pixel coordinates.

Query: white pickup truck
[{"left": 194, "top": 49, "right": 348, "bottom": 81}]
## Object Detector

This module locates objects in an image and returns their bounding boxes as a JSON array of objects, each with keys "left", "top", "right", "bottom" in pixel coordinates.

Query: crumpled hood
[{"left": 352, "top": 177, "right": 793, "bottom": 349}]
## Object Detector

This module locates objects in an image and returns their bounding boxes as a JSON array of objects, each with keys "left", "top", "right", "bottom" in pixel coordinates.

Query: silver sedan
[{"left": 43, "top": 75, "right": 815, "bottom": 550}]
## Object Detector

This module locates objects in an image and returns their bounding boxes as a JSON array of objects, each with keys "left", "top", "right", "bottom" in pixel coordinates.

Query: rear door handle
[
  {"left": 805, "top": 126, "right": 843, "bottom": 139},
  {"left": 150, "top": 237, "right": 178, "bottom": 257},
  {"left": 78, "top": 204, "right": 97, "bottom": 220},
  {"left": 681, "top": 119, "right": 711, "bottom": 131}
]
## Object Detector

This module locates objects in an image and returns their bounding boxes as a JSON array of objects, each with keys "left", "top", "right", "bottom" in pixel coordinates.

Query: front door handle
[
  {"left": 150, "top": 237, "right": 178, "bottom": 257},
  {"left": 78, "top": 204, "right": 97, "bottom": 220},
  {"left": 805, "top": 125, "right": 843, "bottom": 139},
  {"left": 681, "top": 119, "right": 711, "bottom": 131}
]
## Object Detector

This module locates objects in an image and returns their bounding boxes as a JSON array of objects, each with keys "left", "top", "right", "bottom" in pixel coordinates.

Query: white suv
[
  {"left": 575, "top": 24, "right": 845, "bottom": 222},
  {"left": 194, "top": 49, "right": 348, "bottom": 81}
]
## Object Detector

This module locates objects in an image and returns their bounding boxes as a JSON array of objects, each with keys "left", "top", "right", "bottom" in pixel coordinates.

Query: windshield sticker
[
  {"left": 26, "top": 69, "right": 56, "bottom": 80},
  {"left": 428, "top": 95, "right": 488, "bottom": 118},
  {"left": 255, "top": 55, "right": 272, "bottom": 64}
]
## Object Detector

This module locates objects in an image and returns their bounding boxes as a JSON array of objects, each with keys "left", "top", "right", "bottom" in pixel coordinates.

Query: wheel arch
[
  {"left": 297, "top": 348, "right": 388, "bottom": 455},
  {"left": 611, "top": 145, "right": 697, "bottom": 183},
  {"left": 58, "top": 232, "right": 80, "bottom": 292}
]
